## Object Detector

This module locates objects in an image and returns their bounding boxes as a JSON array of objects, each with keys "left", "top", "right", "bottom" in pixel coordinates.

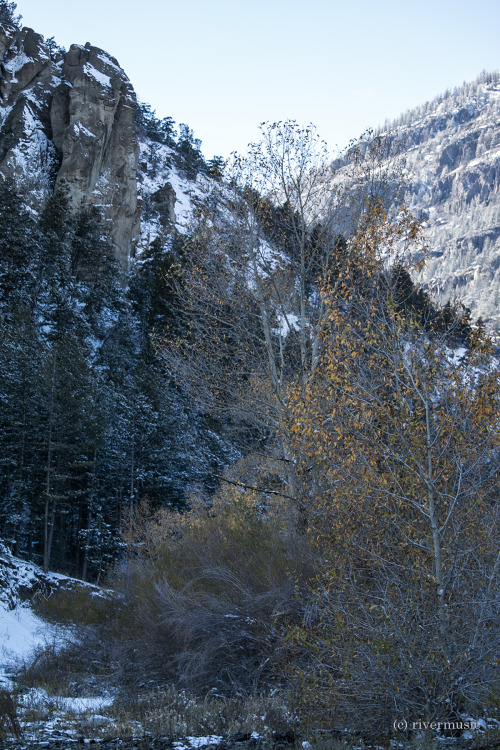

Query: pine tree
[
  {"left": 0, "top": 181, "right": 39, "bottom": 312},
  {"left": 174, "top": 123, "right": 205, "bottom": 180},
  {"left": 0, "top": 309, "right": 44, "bottom": 556},
  {"left": 0, "top": 0, "right": 21, "bottom": 28},
  {"left": 39, "top": 329, "right": 100, "bottom": 573}
]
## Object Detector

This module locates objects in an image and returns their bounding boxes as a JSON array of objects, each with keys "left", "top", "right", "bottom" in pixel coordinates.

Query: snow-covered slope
[
  {"left": 136, "top": 138, "right": 205, "bottom": 253},
  {"left": 0, "top": 549, "right": 57, "bottom": 684},
  {"left": 0, "top": 551, "right": 116, "bottom": 742},
  {"left": 377, "top": 71, "right": 500, "bottom": 328},
  {"left": 0, "top": 545, "right": 100, "bottom": 684}
]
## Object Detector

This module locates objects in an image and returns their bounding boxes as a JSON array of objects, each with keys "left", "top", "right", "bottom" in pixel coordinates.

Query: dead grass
[
  {"left": 110, "top": 686, "right": 297, "bottom": 740},
  {"left": 31, "top": 583, "right": 111, "bottom": 627}
]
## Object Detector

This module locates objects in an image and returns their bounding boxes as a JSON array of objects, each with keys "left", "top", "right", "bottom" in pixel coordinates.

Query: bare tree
[{"left": 159, "top": 123, "right": 408, "bottom": 497}]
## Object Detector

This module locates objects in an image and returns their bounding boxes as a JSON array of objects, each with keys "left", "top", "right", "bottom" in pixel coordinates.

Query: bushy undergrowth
[
  {"left": 17, "top": 639, "right": 114, "bottom": 697},
  {"left": 20, "top": 480, "right": 498, "bottom": 742},
  {"left": 6, "top": 684, "right": 296, "bottom": 742},
  {"left": 105, "top": 490, "right": 312, "bottom": 695},
  {"left": 23, "top": 589, "right": 116, "bottom": 696},
  {"left": 31, "top": 586, "right": 111, "bottom": 627},
  {"left": 22, "top": 487, "right": 312, "bottom": 704},
  {"left": 112, "top": 686, "right": 297, "bottom": 739}
]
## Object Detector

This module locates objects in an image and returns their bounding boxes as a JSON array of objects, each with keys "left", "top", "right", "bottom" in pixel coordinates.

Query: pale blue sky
[{"left": 15, "top": 0, "right": 500, "bottom": 160}]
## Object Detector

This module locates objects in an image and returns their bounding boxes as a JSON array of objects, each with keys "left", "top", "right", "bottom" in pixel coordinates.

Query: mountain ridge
[
  {"left": 1, "top": 22, "right": 498, "bottom": 326},
  {"left": 376, "top": 70, "right": 500, "bottom": 326}
]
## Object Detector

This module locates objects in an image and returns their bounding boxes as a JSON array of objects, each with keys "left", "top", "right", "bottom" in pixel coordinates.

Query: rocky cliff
[
  {"left": 378, "top": 71, "right": 500, "bottom": 328},
  {"left": 0, "top": 24, "right": 140, "bottom": 268},
  {"left": 0, "top": 24, "right": 499, "bottom": 325}
]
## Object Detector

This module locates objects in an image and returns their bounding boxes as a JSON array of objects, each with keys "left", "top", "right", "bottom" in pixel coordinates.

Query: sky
[{"left": 13, "top": 0, "right": 500, "bottom": 161}]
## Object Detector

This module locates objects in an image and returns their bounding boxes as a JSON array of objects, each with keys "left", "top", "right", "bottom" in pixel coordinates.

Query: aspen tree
[
  {"left": 160, "top": 125, "right": 400, "bottom": 500},
  {"left": 284, "top": 200, "right": 500, "bottom": 734}
]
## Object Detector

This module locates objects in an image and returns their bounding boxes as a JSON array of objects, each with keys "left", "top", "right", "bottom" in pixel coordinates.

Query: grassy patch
[{"left": 31, "top": 584, "right": 111, "bottom": 627}]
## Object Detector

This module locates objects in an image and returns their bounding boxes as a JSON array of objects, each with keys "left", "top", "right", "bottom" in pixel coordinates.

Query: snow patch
[
  {"left": 54, "top": 695, "right": 114, "bottom": 712},
  {"left": 3, "top": 51, "right": 33, "bottom": 77},
  {"left": 74, "top": 122, "right": 97, "bottom": 138},
  {"left": 83, "top": 63, "right": 111, "bottom": 88},
  {"left": 97, "top": 53, "right": 121, "bottom": 72},
  {"left": 173, "top": 737, "right": 224, "bottom": 750},
  {"left": 274, "top": 312, "right": 300, "bottom": 339},
  {"left": 0, "top": 549, "right": 107, "bottom": 685},
  {"left": 0, "top": 606, "right": 56, "bottom": 668}
]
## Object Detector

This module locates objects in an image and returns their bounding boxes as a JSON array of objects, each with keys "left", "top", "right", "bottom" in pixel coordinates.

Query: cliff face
[
  {"left": 379, "top": 72, "right": 500, "bottom": 328},
  {"left": 0, "top": 24, "right": 499, "bottom": 324},
  {"left": 0, "top": 25, "right": 140, "bottom": 268}
]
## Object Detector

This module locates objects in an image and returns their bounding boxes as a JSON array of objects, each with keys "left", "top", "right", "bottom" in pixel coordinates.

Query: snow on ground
[
  {"left": 0, "top": 548, "right": 65, "bottom": 685},
  {"left": 173, "top": 736, "right": 224, "bottom": 749},
  {"left": 0, "top": 546, "right": 103, "bottom": 686},
  {"left": 0, "top": 550, "right": 121, "bottom": 741},
  {"left": 55, "top": 695, "right": 114, "bottom": 712},
  {"left": 0, "top": 605, "right": 56, "bottom": 680}
]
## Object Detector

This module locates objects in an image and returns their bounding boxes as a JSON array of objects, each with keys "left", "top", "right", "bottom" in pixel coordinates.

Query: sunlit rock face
[
  {"left": 0, "top": 26, "right": 139, "bottom": 269},
  {"left": 378, "top": 72, "right": 500, "bottom": 329}
]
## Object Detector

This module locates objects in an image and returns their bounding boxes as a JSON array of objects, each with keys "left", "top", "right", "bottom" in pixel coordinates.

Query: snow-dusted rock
[
  {"left": 377, "top": 72, "right": 500, "bottom": 328},
  {"left": 0, "top": 546, "right": 54, "bottom": 610},
  {"left": 0, "top": 25, "right": 140, "bottom": 269}
]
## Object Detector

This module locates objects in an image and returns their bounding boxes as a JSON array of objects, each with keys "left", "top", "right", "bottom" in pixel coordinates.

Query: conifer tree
[
  {"left": 174, "top": 123, "right": 205, "bottom": 180},
  {"left": 0, "top": 0, "right": 21, "bottom": 27},
  {"left": 0, "top": 309, "right": 44, "bottom": 555}
]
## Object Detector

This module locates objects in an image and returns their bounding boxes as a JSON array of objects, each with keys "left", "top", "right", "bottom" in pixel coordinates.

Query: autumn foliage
[
  {"left": 283, "top": 201, "right": 499, "bottom": 734},
  {"left": 50, "top": 125, "right": 497, "bottom": 739}
]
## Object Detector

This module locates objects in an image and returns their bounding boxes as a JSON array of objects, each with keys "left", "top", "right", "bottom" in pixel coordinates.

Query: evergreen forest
[{"left": 0, "top": 181, "right": 236, "bottom": 579}]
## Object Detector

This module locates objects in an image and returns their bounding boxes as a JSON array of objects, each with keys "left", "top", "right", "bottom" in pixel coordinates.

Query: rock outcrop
[
  {"left": 0, "top": 25, "right": 499, "bottom": 323},
  {"left": 0, "top": 26, "right": 140, "bottom": 268}
]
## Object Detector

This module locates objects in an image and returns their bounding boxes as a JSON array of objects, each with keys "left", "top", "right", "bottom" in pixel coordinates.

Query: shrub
[
  {"left": 111, "top": 686, "right": 296, "bottom": 739},
  {"left": 16, "top": 638, "right": 114, "bottom": 697},
  {"left": 102, "top": 490, "right": 312, "bottom": 695},
  {"left": 0, "top": 689, "right": 20, "bottom": 739},
  {"left": 31, "top": 490, "right": 310, "bottom": 698}
]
